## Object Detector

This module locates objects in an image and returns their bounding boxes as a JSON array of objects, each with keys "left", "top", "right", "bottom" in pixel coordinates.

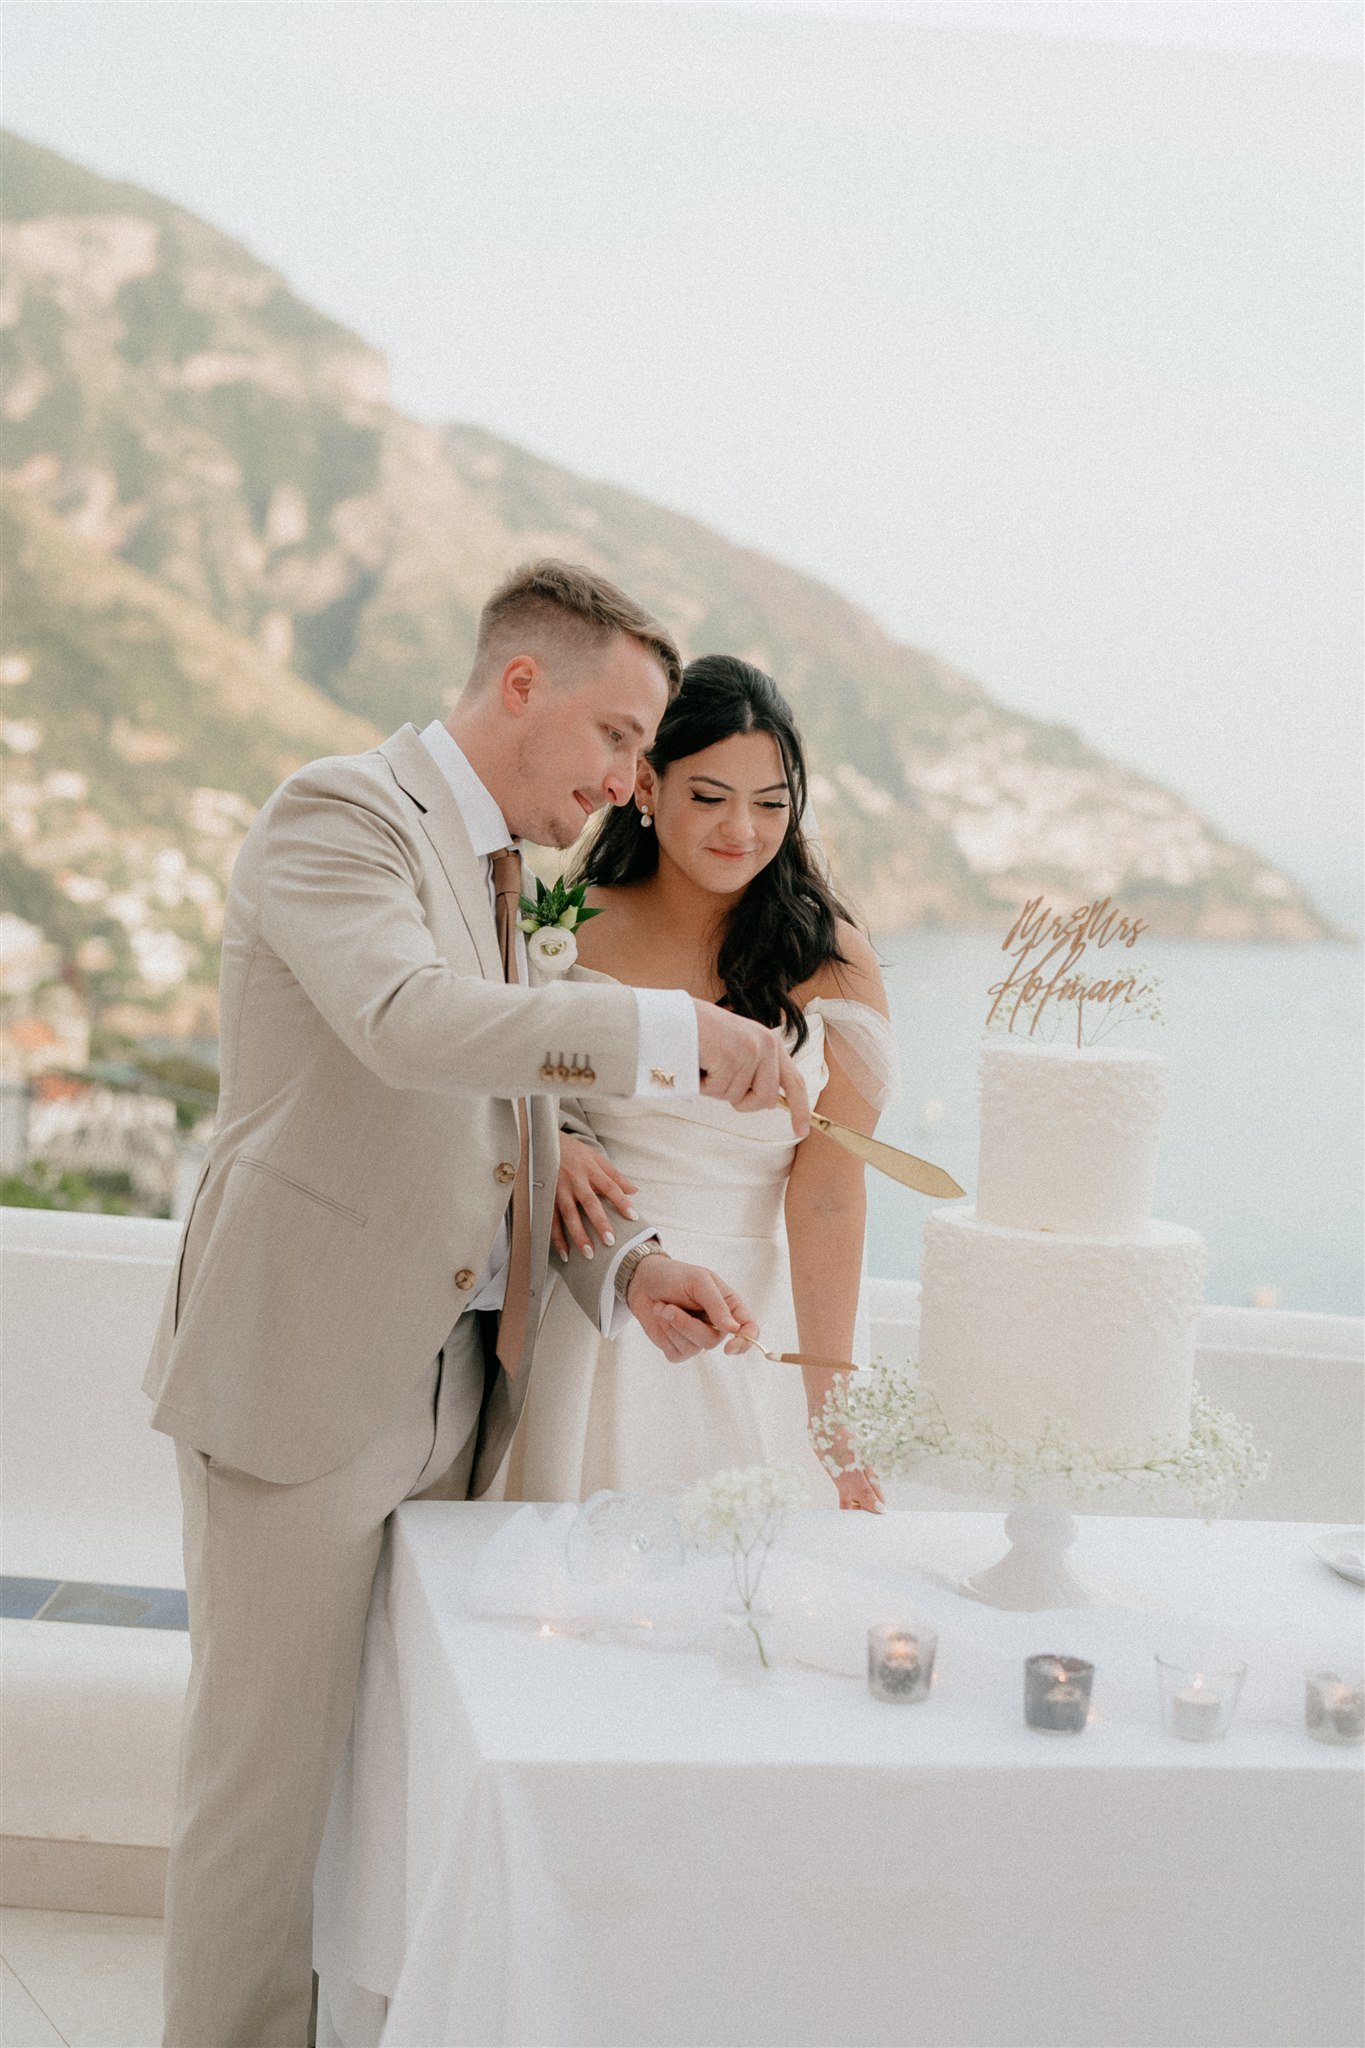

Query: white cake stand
[{"left": 901, "top": 1455, "right": 1196, "bottom": 1611}]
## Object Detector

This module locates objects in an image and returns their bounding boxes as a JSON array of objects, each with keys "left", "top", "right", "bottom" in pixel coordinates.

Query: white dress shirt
[{"left": 418, "top": 721, "right": 698, "bottom": 1332}]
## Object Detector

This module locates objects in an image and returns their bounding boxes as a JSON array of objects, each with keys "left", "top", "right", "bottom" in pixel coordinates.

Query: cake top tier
[
  {"left": 982, "top": 1035, "right": 1165, "bottom": 1088},
  {"left": 976, "top": 1036, "right": 1168, "bottom": 1237}
]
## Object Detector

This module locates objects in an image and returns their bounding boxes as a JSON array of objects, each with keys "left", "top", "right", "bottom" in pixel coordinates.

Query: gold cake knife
[{"left": 783, "top": 1097, "right": 966, "bottom": 1199}]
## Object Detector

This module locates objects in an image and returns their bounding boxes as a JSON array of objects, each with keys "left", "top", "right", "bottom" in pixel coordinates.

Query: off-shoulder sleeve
[{"left": 806, "top": 997, "right": 901, "bottom": 1114}]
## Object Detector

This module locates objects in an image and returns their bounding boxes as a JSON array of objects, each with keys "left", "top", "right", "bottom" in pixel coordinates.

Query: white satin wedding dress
[{"left": 499, "top": 972, "right": 898, "bottom": 1503}]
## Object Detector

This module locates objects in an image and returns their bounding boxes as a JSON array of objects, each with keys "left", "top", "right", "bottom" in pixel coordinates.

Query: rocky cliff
[{"left": 0, "top": 130, "right": 1335, "bottom": 1034}]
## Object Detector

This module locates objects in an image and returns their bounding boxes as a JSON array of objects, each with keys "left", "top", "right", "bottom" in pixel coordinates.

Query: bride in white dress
[{"left": 500, "top": 655, "right": 898, "bottom": 1510}]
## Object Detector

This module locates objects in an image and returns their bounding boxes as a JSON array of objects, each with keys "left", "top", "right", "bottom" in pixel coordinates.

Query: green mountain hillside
[{"left": 0, "top": 129, "right": 1335, "bottom": 1035}]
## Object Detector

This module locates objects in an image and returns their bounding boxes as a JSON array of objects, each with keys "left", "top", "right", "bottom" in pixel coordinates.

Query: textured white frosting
[
  {"left": 976, "top": 1038, "right": 1167, "bottom": 1238},
  {"left": 918, "top": 1208, "right": 1205, "bottom": 1457}
]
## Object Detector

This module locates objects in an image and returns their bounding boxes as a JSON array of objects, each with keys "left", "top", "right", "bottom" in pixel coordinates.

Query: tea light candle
[
  {"left": 1155, "top": 1654, "right": 1246, "bottom": 1742},
  {"left": 1170, "top": 1680, "right": 1224, "bottom": 1740},
  {"left": 1305, "top": 1670, "right": 1365, "bottom": 1746},
  {"left": 1024, "top": 1654, "right": 1093, "bottom": 1733},
  {"left": 868, "top": 1623, "right": 936, "bottom": 1703}
]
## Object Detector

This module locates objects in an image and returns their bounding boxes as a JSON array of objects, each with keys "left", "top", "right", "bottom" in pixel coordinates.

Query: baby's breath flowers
[
  {"left": 681, "top": 1463, "right": 810, "bottom": 1668},
  {"left": 813, "top": 1368, "right": 1265, "bottom": 1519}
]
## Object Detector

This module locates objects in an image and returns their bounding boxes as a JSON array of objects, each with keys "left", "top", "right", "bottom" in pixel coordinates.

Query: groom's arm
[{"left": 253, "top": 776, "right": 642, "bottom": 1098}]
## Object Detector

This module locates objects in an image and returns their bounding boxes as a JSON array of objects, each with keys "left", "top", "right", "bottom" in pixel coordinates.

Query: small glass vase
[{"left": 716, "top": 1596, "right": 776, "bottom": 1683}]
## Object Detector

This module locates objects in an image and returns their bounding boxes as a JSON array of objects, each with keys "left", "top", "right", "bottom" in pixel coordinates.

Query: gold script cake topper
[{"left": 986, "top": 895, "right": 1163, "bottom": 1047}]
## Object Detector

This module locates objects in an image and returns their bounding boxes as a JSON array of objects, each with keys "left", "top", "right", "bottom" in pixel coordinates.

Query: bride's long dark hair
[{"left": 572, "top": 654, "right": 855, "bottom": 1050}]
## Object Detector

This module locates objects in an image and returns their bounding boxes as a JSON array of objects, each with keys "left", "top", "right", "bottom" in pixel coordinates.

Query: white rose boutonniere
[
  {"left": 527, "top": 924, "right": 578, "bottom": 976},
  {"left": 517, "top": 874, "right": 603, "bottom": 980}
]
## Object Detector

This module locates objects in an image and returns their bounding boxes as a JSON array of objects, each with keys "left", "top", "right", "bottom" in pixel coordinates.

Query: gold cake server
[{"left": 784, "top": 1098, "right": 966, "bottom": 1199}]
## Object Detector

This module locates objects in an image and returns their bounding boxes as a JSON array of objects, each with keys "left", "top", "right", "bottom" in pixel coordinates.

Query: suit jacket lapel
[{"left": 378, "top": 725, "right": 504, "bottom": 982}]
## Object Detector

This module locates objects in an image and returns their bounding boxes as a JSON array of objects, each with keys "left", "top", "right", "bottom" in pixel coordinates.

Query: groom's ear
[{"left": 497, "top": 656, "right": 539, "bottom": 716}]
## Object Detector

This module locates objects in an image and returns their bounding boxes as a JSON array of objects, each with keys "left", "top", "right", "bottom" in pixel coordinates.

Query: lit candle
[
  {"left": 1024, "top": 1654, "right": 1093, "bottom": 1733},
  {"left": 1170, "top": 1679, "right": 1223, "bottom": 1740},
  {"left": 868, "top": 1624, "right": 936, "bottom": 1703},
  {"left": 1306, "top": 1671, "right": 1365, "bottom": 1746}
]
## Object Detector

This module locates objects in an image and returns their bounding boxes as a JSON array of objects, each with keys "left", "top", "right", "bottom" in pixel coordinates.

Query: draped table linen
[{"left": 314, "top": 1503, "right": 1363, "bottom": 2048}]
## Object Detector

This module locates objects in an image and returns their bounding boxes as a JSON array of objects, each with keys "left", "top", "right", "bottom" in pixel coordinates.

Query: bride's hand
[
  {"left": 816, "top": 1421, "right": 886, "bottom": 1514},
  {"left": 835, "top": 1465, "right": 885, "bottom": 1513},
  {"left": 552, "top": 1134, "right": 640, "bottom": 1260}
]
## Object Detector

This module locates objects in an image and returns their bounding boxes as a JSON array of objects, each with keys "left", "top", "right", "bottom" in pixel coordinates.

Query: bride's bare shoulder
[
  {"left": 795, "top": 922, "right": 889, "bottom": 1014},
  {"left": 574, "top": 883, "right": 641, "bottom": 967}
]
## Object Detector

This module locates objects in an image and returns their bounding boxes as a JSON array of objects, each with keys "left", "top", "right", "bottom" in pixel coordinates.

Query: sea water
[{"left": 865, "top": 931, "right": 1364, "bottom": 1316}]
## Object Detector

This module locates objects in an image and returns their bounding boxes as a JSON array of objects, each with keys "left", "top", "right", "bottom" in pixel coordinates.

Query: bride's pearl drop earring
[{"left": 639, "top": 806, "right": 653, "bottom": 828}]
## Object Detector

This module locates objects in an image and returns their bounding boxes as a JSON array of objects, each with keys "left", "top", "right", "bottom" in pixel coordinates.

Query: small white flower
[
  {"left": 681, "top": 1462, "right": 809, "bottom": 1549},
  {"left": 527, "top": 925, "right": 578, "bottom": 976}
]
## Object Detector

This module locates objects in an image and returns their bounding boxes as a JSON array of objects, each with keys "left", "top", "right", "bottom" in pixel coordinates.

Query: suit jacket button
[
  {"left": 494, "top": 1161, "right": 516, "bottom": 1185},
  {"left": 454, "top": 1267, "right": 476, "bottom": 1291}
]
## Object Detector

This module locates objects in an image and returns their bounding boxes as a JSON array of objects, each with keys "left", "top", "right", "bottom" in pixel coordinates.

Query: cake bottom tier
[{"left": 917, "top": 1207, "right": 1207, "bottom": 1459}]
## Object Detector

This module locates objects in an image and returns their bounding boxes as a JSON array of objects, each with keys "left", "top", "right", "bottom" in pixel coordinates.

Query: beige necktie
[{"left": 490, "top": 847, "right": 532, "bottom": 1375}]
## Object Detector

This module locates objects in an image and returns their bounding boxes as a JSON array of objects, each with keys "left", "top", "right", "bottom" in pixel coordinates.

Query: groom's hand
[
  {"left": 625, "top": 1255, "right": 759, "bottom": 1364},
  {"left": 694, "top": 1003, "right": 811, "bottom": 1138}
]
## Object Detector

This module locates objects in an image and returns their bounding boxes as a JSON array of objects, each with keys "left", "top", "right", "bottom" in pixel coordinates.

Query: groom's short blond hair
[{"left": 473, "top": 559, "right": 682, "bottom": 696}]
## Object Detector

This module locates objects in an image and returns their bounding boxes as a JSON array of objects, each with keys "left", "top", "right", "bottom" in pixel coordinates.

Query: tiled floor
[{"left": 0, "top": 1911, "right": 164, "bottom": 2048}]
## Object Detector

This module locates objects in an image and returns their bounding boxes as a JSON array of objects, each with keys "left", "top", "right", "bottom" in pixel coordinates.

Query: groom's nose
[{"left": 602, "top": 765, "right": 634, "bottom": 805}]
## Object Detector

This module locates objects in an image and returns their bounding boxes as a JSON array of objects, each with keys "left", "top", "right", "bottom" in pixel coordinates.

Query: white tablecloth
[{"left": 314, "top": 1505, "right": 1363, "bottom": 2048}]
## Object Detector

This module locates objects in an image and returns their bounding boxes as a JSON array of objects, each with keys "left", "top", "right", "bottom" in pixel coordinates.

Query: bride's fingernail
[
  {"left": 557, "top": 1248, "right": 568, "bottom": 1262},
  {"left": 581, "top": 1243, "right": 593, "bottom": 1258},
  {"left": 603, "top": 1232, "right": 615, "bottom": 1246},
  {"left": 624, "top": 1208, "right": 638, "bottom": 1221}
]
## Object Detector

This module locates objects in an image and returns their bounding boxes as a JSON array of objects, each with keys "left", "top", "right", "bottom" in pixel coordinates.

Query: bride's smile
[{"left": 641, "top": 728, "right": 793, "bottom": 902}]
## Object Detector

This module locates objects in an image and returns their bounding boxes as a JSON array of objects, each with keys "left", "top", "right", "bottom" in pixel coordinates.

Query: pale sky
[{"left": 6, "top": 1, "right": 1362, "bottom": 925}]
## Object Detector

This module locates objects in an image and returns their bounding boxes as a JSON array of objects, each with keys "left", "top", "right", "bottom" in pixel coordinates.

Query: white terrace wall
[{"left": 1, "top": 1208, "right": 1361, "bottom": 1914}]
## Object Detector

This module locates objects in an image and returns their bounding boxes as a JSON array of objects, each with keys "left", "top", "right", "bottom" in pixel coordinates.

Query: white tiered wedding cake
[{"left": 917, "top": 1038, "right": 1206, "bottom": 1458}]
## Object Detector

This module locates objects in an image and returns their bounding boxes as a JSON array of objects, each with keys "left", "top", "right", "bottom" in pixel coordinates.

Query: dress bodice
[
  {"left": 569, "top": 969, "right": 829, "bottom": 1240},
  {"left": 499, "top": 974, "right": 891, "bottom": 1500}
]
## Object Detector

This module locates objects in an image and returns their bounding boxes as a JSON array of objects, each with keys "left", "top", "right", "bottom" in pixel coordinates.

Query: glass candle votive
[
  {"left": 1305, "top": 1669, "right": 1365, "bottom": 1746},
  {"left": 1155, "top": 1656, "right": 1247, "bottom": 1742},
  {"left": 868, "top": 1623, "right": 937, "bottom": 1703},
  {"left": 1024, "top": 1653, "right": 1094, "bottom": 1733}
]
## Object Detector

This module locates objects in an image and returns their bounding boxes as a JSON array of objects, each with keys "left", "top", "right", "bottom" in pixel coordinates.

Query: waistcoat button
[
  {"left": 454, "top": 1268, "right": 476, "bottom": 1291},
  {"left": 494, "top": 1161, "right": 516, "bottom": 1185}
]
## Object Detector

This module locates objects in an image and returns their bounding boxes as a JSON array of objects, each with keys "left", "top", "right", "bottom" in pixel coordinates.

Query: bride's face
[{"left": 642, "top": 730, "right": 793, "bottom": 896}]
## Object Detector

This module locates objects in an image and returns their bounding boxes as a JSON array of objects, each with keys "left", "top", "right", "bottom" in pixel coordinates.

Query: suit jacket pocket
[
  {"left": 236, "top": 1155, "right": 368, "bottom": 1225},
  {"left": 167, "top": 1152, "right": 377, "bottom": 1476}
]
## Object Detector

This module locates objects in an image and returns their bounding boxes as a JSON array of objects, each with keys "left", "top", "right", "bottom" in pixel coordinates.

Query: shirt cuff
[
  {"left": 633, "top": 986, "right": 699, "bottom": 1099},
  {"left": 597, "top": 1225, "right": 658, "bottom": 1337}
]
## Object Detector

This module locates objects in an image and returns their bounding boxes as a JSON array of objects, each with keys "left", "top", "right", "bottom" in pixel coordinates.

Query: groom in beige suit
[{"left": 145, "top": 561, "right": 811, "bottom": 2046}]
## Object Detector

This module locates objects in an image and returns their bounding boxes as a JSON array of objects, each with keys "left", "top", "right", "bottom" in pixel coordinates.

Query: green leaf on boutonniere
[{"left": 518, "top": 876, "right": 604, "bottom": 930}]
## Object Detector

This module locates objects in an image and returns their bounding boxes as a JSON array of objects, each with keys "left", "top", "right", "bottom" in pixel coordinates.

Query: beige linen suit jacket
[{"left": 143, "top": 723, "right": 644, "bottom": 1492}]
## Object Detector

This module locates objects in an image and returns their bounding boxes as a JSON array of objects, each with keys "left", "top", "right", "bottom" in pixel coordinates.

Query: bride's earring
[{"left": 639, "top": 805, "right": 653, "bottom": 828}]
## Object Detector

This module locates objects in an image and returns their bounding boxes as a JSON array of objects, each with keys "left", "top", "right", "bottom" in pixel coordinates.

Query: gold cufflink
[{"left": 650, "top": 1067, "right": 676, "bottom": 1088}]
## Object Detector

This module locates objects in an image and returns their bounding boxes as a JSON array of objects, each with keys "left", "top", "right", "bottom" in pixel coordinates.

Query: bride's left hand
[
  {"left": 817, "top": 1421, "right": 886, "bottom": 1513},
  {"left": 835, "top": 1465, "right": 885, "bottom": 1513}
]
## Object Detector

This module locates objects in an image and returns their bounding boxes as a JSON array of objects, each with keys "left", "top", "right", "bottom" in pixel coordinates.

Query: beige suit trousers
[{"left": 161, "top": 1317, "right": 486, "bottom": 2048}]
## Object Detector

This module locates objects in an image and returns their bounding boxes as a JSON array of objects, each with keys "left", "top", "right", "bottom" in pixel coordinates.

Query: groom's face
[{"left": 507, "top": 632, "right": 671, "bottom": 848}]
